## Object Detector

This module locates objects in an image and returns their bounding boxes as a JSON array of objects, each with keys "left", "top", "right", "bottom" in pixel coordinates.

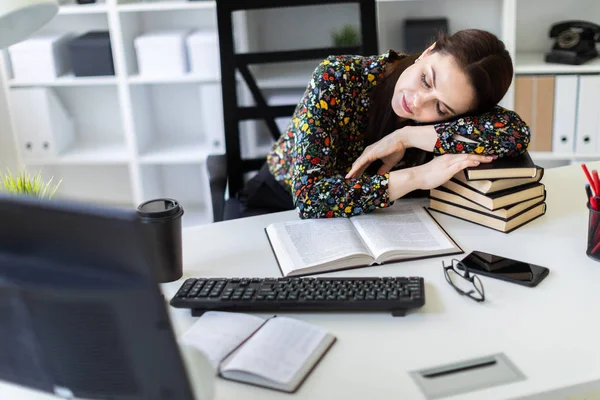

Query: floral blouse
[{"left": 266, "top": 50, "right": 531, "bottom": 219}]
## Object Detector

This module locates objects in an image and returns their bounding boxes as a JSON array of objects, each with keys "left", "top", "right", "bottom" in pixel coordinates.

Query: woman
[{"left": 245, "top": 29, "right": 530, "bottom": 219}]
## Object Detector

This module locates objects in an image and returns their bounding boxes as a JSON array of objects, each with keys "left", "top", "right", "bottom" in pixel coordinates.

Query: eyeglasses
[{"left": 443, "top": 259, "right": 485, "bottom": 302}]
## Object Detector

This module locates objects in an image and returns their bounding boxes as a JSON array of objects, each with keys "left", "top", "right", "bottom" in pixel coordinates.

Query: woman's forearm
[
  {"left": 397, "top": 125, "right": 438, "bottom": 152},
  {"left": 398, "top": 125, "right": 479, "bottom": 153},
  {"left": 387, "top": 168, "right": 421, "bottom": 201}
]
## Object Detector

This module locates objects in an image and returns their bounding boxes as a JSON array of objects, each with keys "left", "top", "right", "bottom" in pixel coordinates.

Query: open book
[
  {"left": 180, "top": 311, "right": 336, "bottom": 393},
  {"left": 265, "top": 204, "right": 462, "bottom": 277}
]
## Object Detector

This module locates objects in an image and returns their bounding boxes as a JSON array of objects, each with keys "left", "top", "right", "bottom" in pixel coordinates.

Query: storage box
[
  {"left": 198, "top": 83, "right": 225, "bottom": 152},
  {"left": 187, "top": 30, "right": 220, "bottom": 79},
  {"left": 8, "top": 33, "right": 74, "bottom": 81},
  {"left": 134, "top": 30, "right": 191, "bottom": 77},
  {"left": 67, "top": 31, "right": 115, "bottom": 77},
  {"left": 10, "top": 88, "right": 75, "bottom": 160}
]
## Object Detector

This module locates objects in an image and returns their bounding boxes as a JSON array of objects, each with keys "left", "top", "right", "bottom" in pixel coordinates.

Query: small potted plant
[
  {"left": 332, "top": 25, "right": 361, "bottom": 47},
  {"left": 0, "top": 169, "right": 62, "bottom": 199}
]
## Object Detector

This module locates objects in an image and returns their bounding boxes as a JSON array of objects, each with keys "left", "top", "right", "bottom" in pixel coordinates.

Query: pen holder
[{"left": 586, "top": 203, "right": 600, "bottom": 262}]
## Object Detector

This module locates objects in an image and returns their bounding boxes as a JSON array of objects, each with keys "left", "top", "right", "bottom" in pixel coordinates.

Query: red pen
[
  {"left": 593, "top": 170, "right": 600, "bottom": 197},
  {"left": 582, "top": 163, "right": 598, "bottom": 195}
]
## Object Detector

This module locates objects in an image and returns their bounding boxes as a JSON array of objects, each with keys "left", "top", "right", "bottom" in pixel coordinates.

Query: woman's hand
[
  {"left": 413, "top": 154, "right": 495, "bottom": 190},
  {"left": 346, "top": 129, "right": 407, "bottom": 179}
]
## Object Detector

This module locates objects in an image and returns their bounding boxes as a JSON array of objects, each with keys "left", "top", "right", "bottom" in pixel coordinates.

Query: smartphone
[{"left": 457, "top": 250, "right": 549, "bottom": 287}]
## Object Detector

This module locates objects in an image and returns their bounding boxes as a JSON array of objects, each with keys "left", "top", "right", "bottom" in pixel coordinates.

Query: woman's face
[{"left": 391, "top": 48, "right": 476, "bottom": 123}]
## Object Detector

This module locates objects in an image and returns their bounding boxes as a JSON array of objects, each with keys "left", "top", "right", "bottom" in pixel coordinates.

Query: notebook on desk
[{"left": 180, "top": 311, "right": 336, "bottom": 393}]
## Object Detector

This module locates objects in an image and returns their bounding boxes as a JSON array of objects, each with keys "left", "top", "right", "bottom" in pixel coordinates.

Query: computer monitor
[{"left": 0, "top": 193, "right": 209, "bottom": 399}]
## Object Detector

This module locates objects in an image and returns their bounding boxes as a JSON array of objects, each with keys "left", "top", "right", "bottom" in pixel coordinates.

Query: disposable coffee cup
[{"left": 137, "top": 198, "right": 185, "bottom": 283}]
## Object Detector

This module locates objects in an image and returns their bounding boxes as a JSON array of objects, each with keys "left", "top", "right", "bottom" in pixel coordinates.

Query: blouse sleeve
[
  {"left": 290, "top": 57, "right": 392, "bottom": 219},
  {"left": 432, "top": 105, "right": 531, "bottom": 157}
]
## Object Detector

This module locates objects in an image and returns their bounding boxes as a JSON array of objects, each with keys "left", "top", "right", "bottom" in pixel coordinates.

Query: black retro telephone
[{"left": 545, "top": 20, "right": 600, "bottom": 65}]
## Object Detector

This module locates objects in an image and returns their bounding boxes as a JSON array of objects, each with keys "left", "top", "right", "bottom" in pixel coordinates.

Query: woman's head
[{"left": 391, "top": 29, "right": 513, "bottom": 123}]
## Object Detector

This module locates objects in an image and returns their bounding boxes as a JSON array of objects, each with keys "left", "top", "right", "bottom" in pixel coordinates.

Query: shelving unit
[
  {"left": 1, "top": 0, "right": 599, "bottom": 226},
  {"left": 58, "top": 3, "right": 108, "bottom": 15},
  {"left": 9, "top": 73, "right": 117, "bottom": 87},
  {"left": 510, "top": 0, "right": 600, "bottom": 168},
  {"left": 515, "top": 53, "right": 600, "bottom": 75}
]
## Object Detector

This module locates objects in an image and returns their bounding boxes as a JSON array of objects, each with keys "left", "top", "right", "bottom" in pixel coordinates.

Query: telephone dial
[{"left": 545, "top": 20, "right": 600, "bottom": 65}]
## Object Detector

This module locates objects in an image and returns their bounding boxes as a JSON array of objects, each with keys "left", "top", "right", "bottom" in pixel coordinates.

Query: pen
[
  {"left": 586, "top": 184, "right": 599, "bottom": 210},
  {"left": 593, "top": 170, "right": 600, "bottom": 197},
  {"left": 582, "top": 163, "right": 598, "bottom": 195}
]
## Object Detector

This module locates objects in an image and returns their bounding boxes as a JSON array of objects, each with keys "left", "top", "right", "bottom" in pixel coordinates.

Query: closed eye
[
  {"left": 421, "top": 73, "right": 447, "bottom": 117},
  {"left": 420, "top": 73, "right": 430, "bottom": 89},
  {"left": 436, "top": 103, "right": 447, "bottom": 117}
]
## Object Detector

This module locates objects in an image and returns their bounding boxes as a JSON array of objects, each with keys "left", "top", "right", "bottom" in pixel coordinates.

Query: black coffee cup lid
[{"left": 137, "top": 198, "right": 182, "bottom": 218}]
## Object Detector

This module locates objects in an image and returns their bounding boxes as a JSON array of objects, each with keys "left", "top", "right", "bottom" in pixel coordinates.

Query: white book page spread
[
  {"left": 269, "top": 218, "right": 372, "bottom": 276},
  {"left": 350, "top": 205, "right": 455, "bottom": 259},
  {"left": 179, "top": 311, "right": 266, "bottom": 368},
  {"left": 221, "top": 317, "right": 328, "bottom": 384}
]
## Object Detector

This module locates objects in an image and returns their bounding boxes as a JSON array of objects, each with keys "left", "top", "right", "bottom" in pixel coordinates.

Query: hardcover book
[
  {"left": 441, "top": 179, "right": 545, "bottom": 211},
  {"left": 464, "top": 151, "right": 537, "bottom": 181},
  {"left": 430, "top": 186, "right": 546, "bottom": 220},
  {"left": 428, "top": 198, "right": 547, "bottom": 233},
  {"left": 454, "top": 166, "right": 544, "bottom": 194}
]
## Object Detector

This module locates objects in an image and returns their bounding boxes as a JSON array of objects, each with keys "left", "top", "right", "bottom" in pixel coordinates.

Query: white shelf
[
  {"left": 128, "top": 74, "right": 219, "bottom": 85},
  {"left": 59, "top": 4, "right": 108, "bottom": 15},
  {"left": 9, "top": 73, "right": 117, "bottom": 88},
  {"left": 139, "top": 141, "right": 214, "bottom": 164},
  {"left": 255, "top": 61, "right": 315, "bottom": 89},
  {"left": 530, "top": 152, "right": 600, "bottom": 161},
  {"left": 118, "top": 1, "right": 215, "bottom": 12},
  {"left": 24, "top": 142, "right": 129, "bottom": 166},
  {"left": 515, "top": 52, "right": 600, "bottom": 75}
]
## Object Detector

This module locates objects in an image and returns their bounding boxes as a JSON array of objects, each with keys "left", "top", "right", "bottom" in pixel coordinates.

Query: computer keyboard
[{"left": 169, "top": 276, "right": 425, "bottom": 317}]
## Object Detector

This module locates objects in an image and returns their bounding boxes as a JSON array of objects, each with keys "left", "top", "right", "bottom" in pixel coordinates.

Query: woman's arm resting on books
[
  {"left": 387, "top": 154, "right": 494, "bottom": 201},
  {"left": 431, "top": 105, "right": 531, "bottom": 157},
  {"left": 346, "top": 105, "right": 528, "bottom": 178}
]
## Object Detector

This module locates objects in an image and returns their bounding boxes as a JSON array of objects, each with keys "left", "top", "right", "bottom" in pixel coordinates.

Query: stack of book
[{"left": 428, "top": 152, "right": 546, "bottom": 233}]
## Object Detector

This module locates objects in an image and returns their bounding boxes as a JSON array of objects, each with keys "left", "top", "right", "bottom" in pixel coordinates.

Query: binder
[
  {"left": 574, "top": 75, "right": 600, "bottom": 154},
  {"left": 533, "top": 76, "right": 555, "bottom": 152},
  {"left": 10, "top": 88, "right": 75, "bottom": 160},
  {"left": 198, "top": 83, "right": 225, "bottom": 153},
  {"left": 515, "top": 75, "right": 555, "bottom": 152},
  {"left": 552, "top": 75, "right": 578, "bottom": 153}
]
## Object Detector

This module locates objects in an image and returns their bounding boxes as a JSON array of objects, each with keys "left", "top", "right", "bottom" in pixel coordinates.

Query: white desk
[{"left": 3, "top": 162, "right": 600, "bottom": 400}]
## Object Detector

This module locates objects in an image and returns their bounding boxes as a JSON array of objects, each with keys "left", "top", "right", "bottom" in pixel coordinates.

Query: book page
[
  {"left": 268, "top": 218, "right": 372, "bottom": 275},
  {"left": 221, "top": 317, "right": 328, "bottom": 385},
  {"left": 179, "top": 311, "right": 266, "bottom": 368},
  {"left": 350, "top": 205, "right": 456, "bottom": 259}
]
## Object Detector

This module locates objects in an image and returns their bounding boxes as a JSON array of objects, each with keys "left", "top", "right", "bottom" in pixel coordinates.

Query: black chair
[{"left": 209, "top": 0, "right": 379, "bottom": 222}]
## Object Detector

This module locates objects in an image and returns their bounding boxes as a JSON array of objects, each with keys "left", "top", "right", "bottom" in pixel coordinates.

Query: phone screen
[{"left": 458, "top": 251, "right": 549, "bottom": 286}]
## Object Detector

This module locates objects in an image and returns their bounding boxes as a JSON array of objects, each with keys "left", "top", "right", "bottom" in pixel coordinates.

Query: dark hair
[{"left": 365, "top": 29, "right": 513, "bottom": 149}]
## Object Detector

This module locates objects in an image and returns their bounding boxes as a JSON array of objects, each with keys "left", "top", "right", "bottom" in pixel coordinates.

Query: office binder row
[{"left": 515, "top": 74, "right": 600, "bottom": 154}]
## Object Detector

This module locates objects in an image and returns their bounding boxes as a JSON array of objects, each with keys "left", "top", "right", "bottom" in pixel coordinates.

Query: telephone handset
[{"left": 545, "top": 20, "right": 600, "bottom": 65}]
